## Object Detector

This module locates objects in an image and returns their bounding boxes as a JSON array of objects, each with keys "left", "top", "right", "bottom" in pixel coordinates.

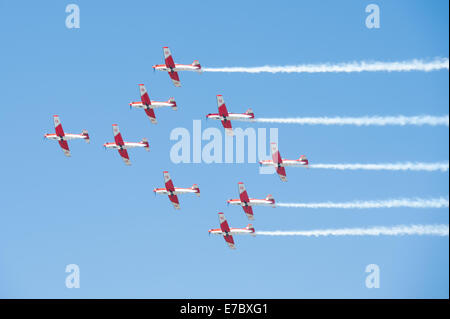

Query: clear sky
[{"left": 0, "top": 0, "right": 448, "bottom": 298}]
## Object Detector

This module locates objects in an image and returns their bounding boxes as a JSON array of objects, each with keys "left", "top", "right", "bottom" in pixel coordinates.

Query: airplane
[
  {"left": 206, "top": 95, "right": 255, "bottom": 136},
  {"left": 259, "top": 142, "right": 308, "bottom": 182},
  {"left": 129, "top": 84, "right": 177, "bottom": 124},
  {"left": 153, "top": 171, "right": 200, "bottom": 209},
  {"left": 208, "top": 212, "right": 256, "bottom": 250},
  {"left": 44, "top": 115, "right": 89, "bottom": 157},
  {"left": 103, "top": 124, "right": 149, "bottom": 165},
  {"left": 152, "top": 46, "right": 201, "bottom": 87},
  {"left": 227, "top": 182, "right": 275, "bottom": 220}
]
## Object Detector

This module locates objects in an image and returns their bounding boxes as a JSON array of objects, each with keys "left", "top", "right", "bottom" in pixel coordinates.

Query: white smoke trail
[
  {"left": 254, "top": 115, "right": 449, "bottom": 126},
  {"left": 309, "top": 162, "right": 449, "bottom": 172},
  {"left": 276, "top": 197, "right": 449, "bottom": 209},
  {"left": 256, "top": 224, "right": 449, "bottom": 237},
  {"left": 203, "top": 58, "right": 449, "bottom": 73}
]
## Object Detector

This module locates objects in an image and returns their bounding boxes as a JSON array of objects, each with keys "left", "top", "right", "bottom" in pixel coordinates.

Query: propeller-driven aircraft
[
  {"left": 259, "top": 143, "right": 308, "bottom": 182},
  {"left": 103, "top": 124, "right": 149, "bottom": 165},
  {"left": 208, "top": 212, "right": 255, "bottom": 249},
  {"left": 129, "top": 84, "right": 177, "bottom": 124},
  {"left": 152, "top": 47, "right": 201, "bottom": 87},
  {"left": 227, "top": 182, "right": 275, "bottom": 220},
  {"left": 206, "top": 95, "right": 254, "bottom": 136},
  {"left": 44, "top": 115, "right": 89, "bottom": 157},
  {"left": 153, "top": 171, "right": 200, "bottom": 209}
]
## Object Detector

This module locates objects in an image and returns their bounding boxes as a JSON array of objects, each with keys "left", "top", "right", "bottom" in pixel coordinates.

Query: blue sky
[{"left": 0, "top": 0, "right": 448, "bottom": 298}]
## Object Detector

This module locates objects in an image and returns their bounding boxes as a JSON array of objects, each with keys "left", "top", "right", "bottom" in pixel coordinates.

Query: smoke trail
[
  {"left": 203, "top": 58, "right": 449, "bottom": 73},
  {"left": 308, "top": 162, "right": 449, "bottom": 172},
  {"left": 276, "top": 197, "right": 449, "bottom": 209},
  {"left": 254, "top": 115, "right": 449, "bottom": 126},
  {"left": 256, "top": 224, "right": 449, "bottom": 237}
]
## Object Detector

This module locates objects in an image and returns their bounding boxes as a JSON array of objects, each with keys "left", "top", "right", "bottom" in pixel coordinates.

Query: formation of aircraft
[
  {"left": 259, "top": 142, "right": 309, "bottom": 182},
  {"left": 44, "top": 115, "right": 90, "bottom": 157},
  {"left": 206, "top": 94, "right": 255, "bottom": 136},
  {"left": 45, "top": 46, "right": 311, "bottom": 250},
  {"left": 103, "top": 124, "right": 149, "bottom": 165},
  {"left": 208, "top": 212, "right": 256, "bottom": 249},
  {"left": 129, "top": 84, "right": 177, "bottom": 124},
  {"left": 227, "top": 182, "right": 275, "bottom": 220},
  {"left": 153, "top": 171, "right": 200, "bottom": 209},
  {"left": 152, "top": 47, "right": 201, "bottom": 87}
]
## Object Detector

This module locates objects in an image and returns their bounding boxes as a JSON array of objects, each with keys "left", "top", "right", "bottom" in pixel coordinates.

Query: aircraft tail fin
[
  {"left": 192, "top": 60, "right": 202, "bottom": 72},
  {"left": 265, "top": 194, "right": 275, "bottom": 207},
  {"left": 245, "top": 108, "right": 255, "bottom": 119},
  {"left": 246, "top": 224, "right": 256, "bottom": 236},
  {"left": 82, "top": 129, "right": 90, "bottom": 143},
  {"left": 141, "top": 138, "right": 150, "bottom": 151},
  {"left": 299, "top": 155, "right": 309, "bottom": 165},
  {"left": 169, "top": 97, "right": 177, "bottom": 110},
  {"left": 192, "top": 184, "right": 200, "bottom": 196}
]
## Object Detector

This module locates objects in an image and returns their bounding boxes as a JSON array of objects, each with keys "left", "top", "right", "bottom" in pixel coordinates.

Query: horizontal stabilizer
[{"left": 82, "top": 129, "right": 90, "bottom": 143}]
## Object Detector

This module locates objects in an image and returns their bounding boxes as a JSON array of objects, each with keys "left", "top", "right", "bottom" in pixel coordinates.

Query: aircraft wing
[
  {"left": 217, "top": 95, "right": 232, "bottom": 135},
  {"left": 168, "top": 71, "right": 181, "bottom": 87},
  {"left": 163, "top": 171, "right": 175, "bottom": 192},
  {"left": 219, "top": 213, "right": 236, "bottom": 249},
  {"left": 242, "top": 206, "right": 255, "bottom": 220},
  {"left": 217, "top": 95, "right": 229, "bottom": 117},
  {"left": 238, "top": 182, "right": 250, "bottom": 203},
  {"left": 144, "top": 108, "right": 157, "bottom": 124},
  {"left": 58, "top": 140, "right": 71, "bottom": 157},
  {"left": 163, "top": 171, "right": 180, "bottom": 209},
  {"left": 139, "top": 84, "right": 151, "bottom": 105},
  {"left": 163, "top": 47, "right": 176, "bottom": 69},
  {"left": 219, "top": 212, "right": 231, "bottom": 233},
  {"left": 112, "top": 124, "right": 125, "bottom": 146},
  {"left": 221, "top": 119, "right": 232, "bottom": 129},
  {"left": 275, "top": 166, "right": 287, "bottom": 182},
  {"left": 223, "top": 234, "right": 235, "bottom": 249},
  {"left": 270, "top": 142, "right": 282, "bottom": 164},
  {"left": 169, "top": 194, "right": 180, "bottom": 209},
  {"left": 53, "top": 116, "right": 70, "bottom": 156},
  {"left": 118, "top": 149, "right": 131, "bottom": 166},
  {"left": 163, "top": 47, "right": 181, "bottom": 87},
  {"left": 53, "top": 115, "right": 65, "bottom": 137}
]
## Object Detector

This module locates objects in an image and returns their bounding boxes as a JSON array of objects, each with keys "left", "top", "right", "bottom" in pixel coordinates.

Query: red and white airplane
[
  {"left": 103, "top": 124, "right": 149, "bottom": 165},
  {"left": 227, "top": 182, "right": 275, "bottom": 220},
  {"left": 208, "top": 212, "right": 256, "bottom": 250},
  {"left": 259, "top": 142, "right": 308, "bottom": 182},
  {"left": 44, "top": 115, "right": 89, "bottom": 157},
  {"left": 129, "top": 84, "right": 177, "bottom": 124},
  {"left": 152, "top": 47, "right": 201, "bottom": 87},
  {"left": 153, "top": 171, "right": 200, "bottom": 209},
  {"left": 206, "top": 95, "right": 255, "bottom": 136}
]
